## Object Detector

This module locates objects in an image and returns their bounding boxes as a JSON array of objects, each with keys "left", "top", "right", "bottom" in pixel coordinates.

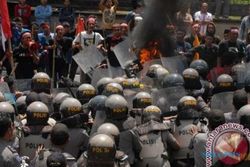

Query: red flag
[
  {"left": 0, "top": 0, "right": 12, "bottom": 39},
  {"left": 76, "top": 16, "right": 85, "bottom": 35}
]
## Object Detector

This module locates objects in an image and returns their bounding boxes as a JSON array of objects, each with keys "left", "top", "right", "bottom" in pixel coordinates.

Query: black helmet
[
  {"left": 161, "top": 73, "right": 184, "bottom": 88},
  {"left": 146, "top": 64, "right": 162, "bottom": 78},
  {"left": 177, "top": 96, "right": 199, "bottom": 119},
  {"left": 133, "top": 92, "right": 152, "bottom": 108},
  {"left": 183, "top": 68, "right": 202, "bottom": 90},
  {"left": 31, "top": 72, "right": 51, "bottom": 93},
  {"left": 87, "top": 134, "right": 116, "bottom": 167},
  {"left": 53, "top": 93, "right": 71, "bottom": 113},
  {"left": 16, "top": 96, "right": 27, "bottom": 115},
  {"left": 0, "top": 102, "right": 15, "bottom": 122},
  {"left": 88, "top": 95, "right": 107, "bottom": 118},
  {"left": 105, "top": 94, "right": 128, "bottom": 120},
  {"left": 59, "top": 98, "right": 82, "bottom": 118},
  {"left": 26, "top": 101, "right": 49, "bottom": 126},
  {"left": 96, "top": 77, "right": 114, "bottom": 94},
  {"left": 102, "top": 83, "right": 123, "bottom": 96},
  {"left": 142, "top": 105, "right": 161, "bottom": 123},
  {"left": 190, "top": 59, "right": 209, "bottom": 78},
  {"left": 76, "top": 84, "right": 96, "bottom": 104}
]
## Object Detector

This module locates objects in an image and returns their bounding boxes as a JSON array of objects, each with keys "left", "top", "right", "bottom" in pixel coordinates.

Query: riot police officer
[
  {"left": 32, "top": 123, "right": 77, "bottom": 167},
  {"left": 161, "top": 73, "right": 184, "bottom": 88},
  {"left": 59, "top": 98, "right": 89, "bottom": 158},
  {"left": 18, "top": 101, "right": 52, "bottom": 159},
  {"left": 170, "top": 96, "right": 201, "bottom": 167},
  {"left": 213, "top": 74, "right": 236, "bottom": 94},
  {"left": 31, "top": 72, "right": 51, "bottom": 94},
  {"left": 16, "top": 95, "right": 27, "bottom": 122},
  {"left": 131, "top": 91, "right": 152, "bottom": 125},
  {"left": 120, "top": 105, "right": 180, "bottom": 167},
  {"left": 182, "top": 68, "right": 202, "bottom": 91},
  {"left": 76, "top": 84, "right": 96, "bottom": 105},
  {"left": 77, "top": 133, "right": 130, "bottom": 167},
  {"left": 146, "top": 64, "right": 163, "bottom": 78}
]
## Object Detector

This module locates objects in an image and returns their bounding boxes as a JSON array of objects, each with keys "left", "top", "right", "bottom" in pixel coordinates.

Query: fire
[{"left": 139, "top": 41, "right": 161, "bottom": 64}]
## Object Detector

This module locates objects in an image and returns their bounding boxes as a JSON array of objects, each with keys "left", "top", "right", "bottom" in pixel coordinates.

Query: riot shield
[
  {"left": 160, "top": 56, "right": 188, "bottom": 74},
  {"left": 113, "top": 39, "right": 138, "bottom": 69},
  {"left": 90, "top": 109, "right": 106, "bottom": 137},
  {"left": 0, "top": 82, "right": 10, "bottom": 93},
  {"left": 210, "top": 91, "right": 234, "bottom": 113},
  {"left": 123, "top": 88, "right": 141, "bottom": 111},
  {"left": 231, "top": 63, "right": 246, "bottom": 89},
  {"left": 14, "top": 79, "right": 32, "bottom": 91},
  {"left": 90, "top": 68, "right": 112, "bottom": 87},
  {"left": 152, "top": 86, "right": 186, "bottom": 115},
  {"left": 73, "top": 45, "right": 105, "bottom": 74}
]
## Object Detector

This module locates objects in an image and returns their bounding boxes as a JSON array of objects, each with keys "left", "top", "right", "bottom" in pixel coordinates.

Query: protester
[
  {"left": 59, "top": 0, "right": 75, "bottom": 28},
  {"left": 34, "top": 0, "right": 52, "bottom": 26},
  {"left": 14, "top": 0, "right": 31, "bottom": 29}
]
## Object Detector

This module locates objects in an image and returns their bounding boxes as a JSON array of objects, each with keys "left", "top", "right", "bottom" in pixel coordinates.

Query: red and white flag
[{"left": 0, "top": 0, "right": 12, "bottom": 51}]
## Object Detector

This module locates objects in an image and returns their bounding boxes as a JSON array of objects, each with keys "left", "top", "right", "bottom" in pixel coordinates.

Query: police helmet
[
  {"left": 53, "top": 93, "right": 71, "bottom": 113},
  {"left": 97, "top": 123, "right": 120, "bottom": 139},
  {"left": 142, "top": 105, "right": 161, "bottom": 123},
  {"left": 190, "top": 59, "right": 209, "bottom": 78},
  {"left": 155, "top": 67, "right": 169, "bottom": 83},
  {"left": 237, "top": 104, "right": 250, "bottom": 129},
  {"left": 31, "top": 72, "right": 51, "bottom": 93},
  {"left": 76, "top": 84, "right": 96, "bottom": 104},
  {"left": 216, "top": 74, "right": 234, "bottom": 88},
  {"left": 183, "top": 68, "right": 202, "bottom": 90},
  {"left": 146, "top": 64, "right": 162, "bottom": 78},
  {"left": 60, "top": 98, "right": 82, "bottom": 118},
  {"left": 16, "top": 96, "right": 27, "bottom": 115},
  {"left": 177, "top": 96, "right": 199, "bottom": 119},
  {"left": 161, "top": 73, "right": 184, "bottom": 88},
  {"left": 121, "top": 78, "right": 140, "bottom": 89},
  {"left": 0, "top": 102, "right": 15, "bottom": 122},
  {"left": 105, "top": 94, "right": 128, "bottom": 120},
  {"left": 102, "top": 82, "right": 123, "bottom": 96},
  {"left": 133, "top": 92, "right": 152, "bottom": 108},
  {"left": 26, "top": 101, "right": 49, "bottom": 125},
  {"left": 88, "top": 95, "right": 107, "bottom": 118},
  {"left": 96, "top": 77, "right": 114, "bottom": 94},
  {"left": 87, "top": 134, "right": 116, "bottom": 166}
]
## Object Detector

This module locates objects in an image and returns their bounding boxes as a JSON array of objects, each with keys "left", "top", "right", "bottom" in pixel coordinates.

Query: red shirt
[{"left": 14, "top": 4, "right": 31, "bottom": 26}]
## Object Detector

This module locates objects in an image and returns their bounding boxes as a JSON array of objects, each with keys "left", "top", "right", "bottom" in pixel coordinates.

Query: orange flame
[{"left": 139, "top": 41, "right": 161, "bottom": 64}]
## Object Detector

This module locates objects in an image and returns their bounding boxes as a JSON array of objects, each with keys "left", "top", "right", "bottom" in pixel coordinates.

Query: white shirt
[
  {"left": 73, "top": 31, "right": 104, "bottom": 50},
  {"left": 194, "top": 11, "right": 213, "bottom": 35}
]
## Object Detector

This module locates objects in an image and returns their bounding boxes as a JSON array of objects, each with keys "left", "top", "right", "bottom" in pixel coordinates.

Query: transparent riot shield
[
  {"left": 161, "top": 56, "right": 188, "bottom": 74},
  {"left": 90, "top": 109, "right": 106, "bottom": 137},
  {"left": 73, "top": 45, "right": 105, "bottom": 74},
  {"left": 14, "top": 79, "right": 32, "bottom": 91},
  {"left": 0, "top": 82, "right": 10, "bottom": 93},
  {"left": 137, "top": 59, "right": 162, "bottom": 89},
  {"left": 113, "top": 39, "right": 138, "bottom": 69},
  {"left": 210, "top": 91, "right": 234, "bottom": 113},
  {"left": 90, "top": 68, "right": 112, "bottom": 87},
  {"left": 231, "top": 63, "right": 246, "bottom": 89},
  {"left": 152, "top": 86, "right": 186, "bottom": 115}
]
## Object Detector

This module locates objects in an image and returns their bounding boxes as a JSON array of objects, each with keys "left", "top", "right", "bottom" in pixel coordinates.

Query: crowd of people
[{"left": 1, "top": 0, "right": 250, "bottom": 166}]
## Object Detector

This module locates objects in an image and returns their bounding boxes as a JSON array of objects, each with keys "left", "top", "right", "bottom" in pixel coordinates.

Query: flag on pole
[
  {"left": 0, "top": 0, "right": 12, "bottom": 51},
  {"left": 193, "top": 34, "right": 200, "bottom": 60},
  {"left": 75, "top": 16, "right": 85, "bottom": 35}
]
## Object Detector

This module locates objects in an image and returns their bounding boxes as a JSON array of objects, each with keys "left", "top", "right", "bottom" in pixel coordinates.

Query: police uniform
[{"left": 0, "top": 139, "right": 22, "bottom": 167}]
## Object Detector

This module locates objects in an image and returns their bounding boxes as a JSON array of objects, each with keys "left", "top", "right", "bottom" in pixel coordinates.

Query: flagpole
[{"left": 8, "top": 39, "right": 15, "bottom": 77}]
